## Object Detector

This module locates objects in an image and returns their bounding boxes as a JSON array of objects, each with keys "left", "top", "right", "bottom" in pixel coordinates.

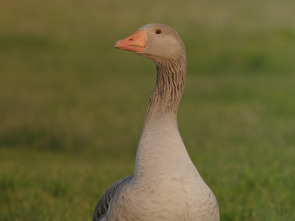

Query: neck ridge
[{"left": 146, "top": 55, "right": 186, "bottom": 120}]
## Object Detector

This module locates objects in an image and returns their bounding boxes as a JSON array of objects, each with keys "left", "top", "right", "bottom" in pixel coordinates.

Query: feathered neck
[
  {"left": 145, "top": 54, "right": 186, "bottom": 122},
  {"left": 134, "top": 54, "right": 188, "bottom": 180}
]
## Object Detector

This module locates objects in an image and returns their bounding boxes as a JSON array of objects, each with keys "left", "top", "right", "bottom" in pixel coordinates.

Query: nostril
[{"left": 129, "top": 38, "right": 134, "bottom": 41}]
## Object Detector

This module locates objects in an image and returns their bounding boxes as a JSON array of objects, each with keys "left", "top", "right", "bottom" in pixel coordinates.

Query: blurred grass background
[{"left": 0, "top": 0, "right": 295, "bottom": 220}]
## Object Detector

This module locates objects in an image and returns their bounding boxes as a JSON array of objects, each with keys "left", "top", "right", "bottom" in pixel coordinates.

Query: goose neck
[{"left": 146, "top": 55, "right": 186, "bottom": 121}]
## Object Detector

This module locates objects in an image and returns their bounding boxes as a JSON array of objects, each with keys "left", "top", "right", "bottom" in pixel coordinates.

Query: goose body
[{"left": 93, "top": 24, "right": 219, "bottom": 221}]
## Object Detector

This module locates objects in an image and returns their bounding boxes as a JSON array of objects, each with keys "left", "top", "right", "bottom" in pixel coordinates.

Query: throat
[{"left": 146, "top": 56, "right": 186, "bottom": 120}]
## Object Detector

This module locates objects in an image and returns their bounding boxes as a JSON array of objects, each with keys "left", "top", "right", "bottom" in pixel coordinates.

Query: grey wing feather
[{"left": 92, "top": 176, "right": 132, "bottom": 221}]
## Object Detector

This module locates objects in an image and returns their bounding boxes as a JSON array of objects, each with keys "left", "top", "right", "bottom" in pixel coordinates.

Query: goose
[{"left": 93, "top": 23, "right": 219, "bottom": 221}]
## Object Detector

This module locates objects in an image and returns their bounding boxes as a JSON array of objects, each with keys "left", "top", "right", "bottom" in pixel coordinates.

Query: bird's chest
[{"left": 108, "top": 176, "right": 204, "bottom": 221}]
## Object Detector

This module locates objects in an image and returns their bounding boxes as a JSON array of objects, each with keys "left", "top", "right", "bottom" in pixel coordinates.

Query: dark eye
[{"left": 155, "top": 29, "right": 162, "bottom": 34}]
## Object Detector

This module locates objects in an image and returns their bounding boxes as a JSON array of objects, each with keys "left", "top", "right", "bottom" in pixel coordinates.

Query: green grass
[{"left": 1, "top": 0, "right": 295, "bottom": 220}]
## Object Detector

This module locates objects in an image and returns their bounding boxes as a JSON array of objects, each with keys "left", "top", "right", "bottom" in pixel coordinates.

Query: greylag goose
[{"left": 93, "top": 23, "right": 219, "bottom": 221}]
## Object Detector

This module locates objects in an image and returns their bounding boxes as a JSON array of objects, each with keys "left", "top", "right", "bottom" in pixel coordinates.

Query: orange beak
[{"left": 114, "top": 29, "right": 146, "bottom": 52}]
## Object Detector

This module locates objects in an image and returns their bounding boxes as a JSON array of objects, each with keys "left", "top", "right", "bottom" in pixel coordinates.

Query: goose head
[{"left": 114, "top": 23, "right": 185, "bottom": 64}]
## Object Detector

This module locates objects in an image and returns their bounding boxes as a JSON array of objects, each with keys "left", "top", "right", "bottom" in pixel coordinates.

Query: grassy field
[{"left": 1, "top": 0, "right": 295, "bottom": 220}]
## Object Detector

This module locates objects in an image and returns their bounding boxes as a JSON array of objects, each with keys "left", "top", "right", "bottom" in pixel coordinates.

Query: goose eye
[{"left": 155, "top": 29, "right": 162, "bottom": 34}]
